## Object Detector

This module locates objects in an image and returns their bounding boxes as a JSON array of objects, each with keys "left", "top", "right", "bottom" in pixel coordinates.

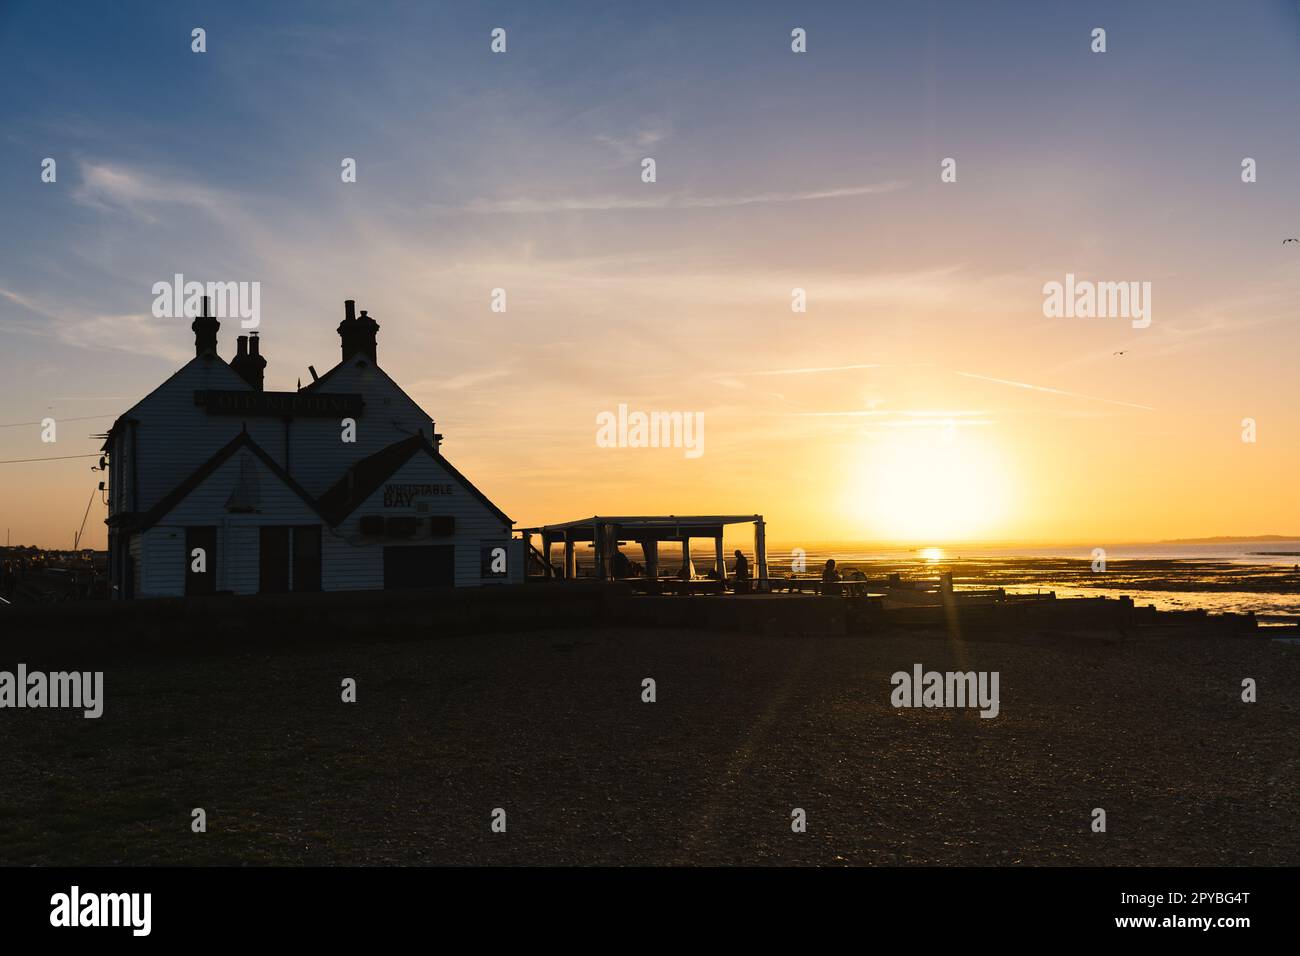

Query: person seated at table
[
  {"left": 611, "top": 548, "right": 633, "bottom": 578},
  {"left": 821, "top": 559, "right": 842, "bottom": 596}
]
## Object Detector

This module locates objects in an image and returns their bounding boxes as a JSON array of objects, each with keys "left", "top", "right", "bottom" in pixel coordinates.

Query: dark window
[
  {"left": 428, "top": 516, "right": 456, "bottom": 537},
  {"left": 383, "top": 545, "right": 454, "bottom": 589},
  {"left": 359, "top": 515, "right": 384, "bottom": 536},
  {"left": 292, "top": 525, "right": 322, "bottom": 592},
  {"left": 481, "top": 543, "right": 509, "bottom": 578},
  {"left": 185, "top": 526, "right": 218, "bottom": 596},
  {"left": 385, "top": 516, "right": 418, "bottom": 538},
  {"left": 258, "top": 527, "right": 290, "bottom": 593}
]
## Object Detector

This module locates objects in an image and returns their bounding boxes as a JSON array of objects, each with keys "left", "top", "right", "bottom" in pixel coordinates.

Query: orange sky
[{"left": 5, "top": 3, "right": 1300, "bottom": 550}]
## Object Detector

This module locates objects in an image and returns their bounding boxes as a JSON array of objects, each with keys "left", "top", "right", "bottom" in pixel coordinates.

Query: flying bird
[
  {"left": 1284, "top": 238, "right": 1299, "bottom": 245},
  {"left": 1113, "top": 350, "right": 1128, "bottom": 356}
]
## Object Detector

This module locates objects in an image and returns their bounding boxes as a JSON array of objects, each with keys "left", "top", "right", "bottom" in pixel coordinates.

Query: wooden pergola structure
[{"left": 518, "top": 514, "right": 768, "bottom": 587}]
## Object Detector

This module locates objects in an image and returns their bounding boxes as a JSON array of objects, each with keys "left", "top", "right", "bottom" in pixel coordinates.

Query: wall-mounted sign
[
  {"left": 194, "top": 390, "right": 364, "bottom": 418},
  {"left": 383, "top": 483, "right": 453, "bottom": 507}
]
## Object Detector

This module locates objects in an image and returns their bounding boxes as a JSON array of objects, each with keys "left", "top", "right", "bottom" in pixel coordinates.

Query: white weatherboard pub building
[{"left": 102, "top": 300, "right": 522, "bottom": 598}]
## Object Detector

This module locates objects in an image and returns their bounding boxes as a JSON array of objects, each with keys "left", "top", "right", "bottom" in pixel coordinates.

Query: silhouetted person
[
  {"left": 611, "top": 549, "right": 633, "bottom": 579},
  {"left": 733, "top": 549, "right": 750, "bottom": 594},
  {"left": 821, "top": 558, "right": 841, "bottom": 596}
]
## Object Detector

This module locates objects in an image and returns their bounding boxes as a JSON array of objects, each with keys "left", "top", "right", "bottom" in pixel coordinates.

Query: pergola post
[
  {"left": 564, "top": 533, "right": 576, "bottom": 580},
  {"left": 679, "top": 536, "right": 693, "bottom": 580},
  {"left": 606, "top": 524, "right": 621, "bottom": 578},
  {"left": 754, "top": 518, "right": 768, "bottom": 590},
  {"left": 714, "top": 533, "right": 725, "bottom": 582},
  {"left": 643, "top": 539, "right": 658, "bottom": 584},
  {"left": 540, "top": 533, "right": 553, "bottom": 579},
  {"left": 594, "top": 522, "right": 606, "bottom": 580}
]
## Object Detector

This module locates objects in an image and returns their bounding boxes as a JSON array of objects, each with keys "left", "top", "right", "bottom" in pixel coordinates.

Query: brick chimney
[
  {"left": 192, "top": 295, "right": 220, "bottom": 357},
  {"left": 230, "top": 332, "right": 267, "bottom": 390},
  {"left": 337, "top": 299, "right": 379, "bottom": 364}
]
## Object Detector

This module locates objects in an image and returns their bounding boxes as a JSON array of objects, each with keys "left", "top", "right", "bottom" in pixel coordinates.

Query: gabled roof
[
  {"left": 134, "top": 430, "right": 325, "bottom": 530},
  {"left": 317, "top": 434, "right": 514, "bottom": 527},
  {"left": 103, "top": 351, "right": 247, "bottom": 449},
  {"left": 300, "top": 355, "right": 438, "bottom": 432}
]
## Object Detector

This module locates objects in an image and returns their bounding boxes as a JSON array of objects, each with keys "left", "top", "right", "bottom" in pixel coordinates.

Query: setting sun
[{"left": 850, "top": 425, "right": 1014, "bottom": 543}]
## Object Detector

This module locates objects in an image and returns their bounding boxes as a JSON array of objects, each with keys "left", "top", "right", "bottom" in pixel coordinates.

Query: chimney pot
[
  {"left": 337, "top": 300, "right": 380, "bottom": 364},
  {"left": 345, "top": 299, "right": 356, "bottom": 322},
  {"left": 192, "top": 297, "right": 221, "bottom": 357},
  {"left": 230, "top": 332, "right": 267, "bottom": 391}
]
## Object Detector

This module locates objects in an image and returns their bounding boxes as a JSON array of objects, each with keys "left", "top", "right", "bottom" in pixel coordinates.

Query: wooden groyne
[
  {"left": 607, "top": 585, "right": 1264, "bottom": 637},
  {"left": 4, "top": 579, "right": 1270, "bottom": 667}
]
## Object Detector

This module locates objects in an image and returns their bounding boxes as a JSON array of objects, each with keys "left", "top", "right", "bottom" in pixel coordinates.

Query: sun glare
[{"left": 849, "top": 426, "right": 1013, "bottom": 543}]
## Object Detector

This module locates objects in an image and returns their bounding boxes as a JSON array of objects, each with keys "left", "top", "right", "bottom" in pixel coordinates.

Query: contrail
[
  {"left": 751, "top": 362, "right": 932, "bottom": 377},
  {"left": 953, "top": 371, "right": 1156, "bottom": 411}
]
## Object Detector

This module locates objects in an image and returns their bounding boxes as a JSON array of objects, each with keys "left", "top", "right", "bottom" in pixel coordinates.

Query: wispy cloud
[
  {"left": 595, "top": 125, "right": 668, "bottom": 162},
  {"left": 73, "top": 162, "right": 228, "bottom": 223},
  {"left": 1, "top": 285, "right": 190, "bottom": 363},
  {"left": 0, "top": 286, "right": 49, "bottom": 316},
  {"left": 953, "top": 370, "right": 1156, "bottom": 411},
  {"left": 438, "top": 181, "right": 907, "bottom": 216},
  {"left": 55, "top": 311, "right": 193, "bottom": 364},
  {"left": 410, "top": 366, "right": 514, "bottom": 392}
]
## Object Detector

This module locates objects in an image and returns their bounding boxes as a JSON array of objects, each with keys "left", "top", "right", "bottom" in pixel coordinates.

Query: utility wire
[
  {"left": 0, "top": 414, "right": 117, "bottom": 429},
  {"left": 0, "top": 454, "right": 101, "bottom": 465}
]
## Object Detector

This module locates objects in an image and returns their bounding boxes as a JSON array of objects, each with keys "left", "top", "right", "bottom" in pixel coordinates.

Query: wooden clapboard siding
[
  {"left": 116, "top": 355, "right": 278, "bottom": 513},
  {"left": 327, "top": 451, "right": 519, "bottom": 589},
  {"left": 115, "top": 354, "right": 434, "bottom": 513},
  {"left": 106, "top": 338, "right": 518, "bottom": 597},
  {"left": 129, "top": 533, "right": 143, "bottom": 596},
  {"left": 135, "top": 450, "right": 324, "bottom": 597},
  {"left": 288, "top": 358, "right": 434, "bottom": 496}
]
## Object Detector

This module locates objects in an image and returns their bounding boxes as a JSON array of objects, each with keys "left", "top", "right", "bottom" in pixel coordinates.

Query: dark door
[
  {"left": 185, "top": 526, "right": 218, "bottom": 596},
  {"left": 383, "top": 545, "right": 454, "bottom": 589},
  {"left": 292, "top": 525, "right": 322, "bottom": 592},
  {"left": 259, "top": 526, "right": 290, "bottom": 593}
]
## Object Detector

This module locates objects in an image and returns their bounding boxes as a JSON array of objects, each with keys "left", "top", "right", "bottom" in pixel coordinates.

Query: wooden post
[
  {"left": 607, "top": 524, "right": 621, "bottom": 578},
  {"left": 564, "top": 534, "right": 575, "bottom": 580},
  {"left": 644, "top": 539, "right": 658, "bottom": 583},
  {"left": 679, "top": 536, "right": 692, "bottom": 580},
  {"left": 754, "top": 518, "right": 768, "bottom": 590},
  {"left": 714, "top": 534, "right": 725, "bottom": 582}
]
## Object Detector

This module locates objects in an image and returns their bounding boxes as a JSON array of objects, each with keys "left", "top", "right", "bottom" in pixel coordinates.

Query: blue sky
[{"left": 4, "top": 1, "right": 1300, "bottom": 546}]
